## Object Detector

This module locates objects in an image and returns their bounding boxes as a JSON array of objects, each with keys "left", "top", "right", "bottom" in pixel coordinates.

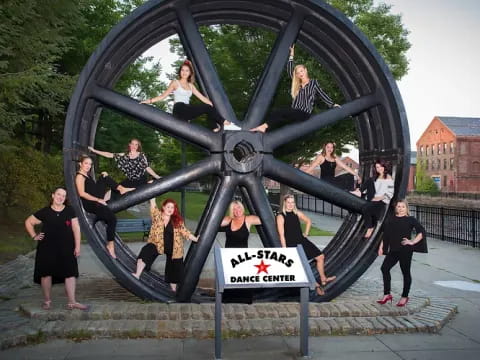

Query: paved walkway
[{"left": 1, "top": 213, "right": 480, "bottom": 359}]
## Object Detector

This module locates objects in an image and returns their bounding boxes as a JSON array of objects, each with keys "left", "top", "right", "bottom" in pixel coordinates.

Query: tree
[{"left": 415, "top": 164, "right": 440, "bottom": 194}]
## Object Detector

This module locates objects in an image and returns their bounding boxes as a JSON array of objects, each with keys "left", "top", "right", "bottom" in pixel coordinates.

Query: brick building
[
  {"left": 416, "top": 116, "right": 480, "bottom": 192},
  {"left": 407, "top": 151, "right": 417, "bottom": 192}
]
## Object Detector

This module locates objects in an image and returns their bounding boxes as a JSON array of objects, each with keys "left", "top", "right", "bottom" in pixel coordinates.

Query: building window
[
  {"left": 426, "top": 145, "right": 429, "bottom": 156},
  {"left": 438, "top": 144, "right": 441, "bottom": 154},
  {"left": 420, "top": 145, "right": 423, "bottom": 156},
  {"left": 443, "top": 158, "right": 447, "bottom": 170},
  {"left": 437, "top": 159, "right": 441, "bottom": 170},
  {"left": 473, "top": 161, "right": 480, "bottom": 174},
  {"left": 426, "top": 159, "right": 429, "bottom": 170},
  {"left": 443, "top": 143, "right": 447, "bottom": 153},
  {"left": 450, "top": 142, "right": 454, "bottom": 153},
  {"left": 450, "top": 158, "right": 454, "bottom": 170},
  {"left": 431, "top": 145, "right": 435, "bottom": 155},
  {"left": 443, "top": 175, "right": 447, "bottom": 187}
]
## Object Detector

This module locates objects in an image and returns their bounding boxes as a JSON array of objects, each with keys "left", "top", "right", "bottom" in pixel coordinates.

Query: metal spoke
[
  {"left": 242, "top": 176, "right": 281, "bottom": 247},
  {"left": 175, "top": 3, "right": 237, "bottom": 124},
  {"left": 177, "top": 175, "right": 239, "bottom": 302},
  {"left": 91, "top": 84, "right": 220, "bottom": 151},
  {"left": 263, "top": 156, "right": 367, "bottom": 213},
  {"left": 243, "top": 10, "right": 305, "bottom": 128},
  {"left": 265, "top": 93, "right": 379, "bottom": 151},
  {"left": 108, "top": 156, "right": 221, "bottom": 212}
]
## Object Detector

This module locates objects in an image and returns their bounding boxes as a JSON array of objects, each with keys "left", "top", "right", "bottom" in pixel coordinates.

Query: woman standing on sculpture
[
  {"left": 75, "top": 155, "right": 134, "bottom": 259},
  {"left": 277, "top": 194, "right": 336, "bottom": 295},
  {"left": 141, "top": 59, "right": 240, "bottom": 131},
  {"left": 351, "top": 159, "right": 394, "bottom": 238},
  {"left": 25, "top": 187, "right": 88, "bottom": 311},
  {"left": 132, "top": 198, "right": 198, "bottom": 292},
  {"left": 377, "top": 200, "right": 427, "bottom": 307},
  {"left": 88, "top": 138, "right": 161, "bottom": 188},
  {"left": 306, "top": 142, "right": 360, "bottom": 191},
  {"left": 251, "top": 45, "right": 339, "bottom": 132},
  {"left": 219, "top": 200, "right": 262, "bottom": 303}
]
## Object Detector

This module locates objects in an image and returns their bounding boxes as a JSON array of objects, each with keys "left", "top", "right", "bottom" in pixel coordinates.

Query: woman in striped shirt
[{"left": 251, "top": 45, "right": 339, "bottom": 132}]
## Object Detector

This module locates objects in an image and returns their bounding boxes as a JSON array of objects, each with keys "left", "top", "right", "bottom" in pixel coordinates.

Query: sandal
[
  {"left": 315, "top": 286, "right": 325, "bottom": 296},
  {"left": 42, "top": 300, "right": 51, "bottom": 310},
  {"left": 66, "top": 302, "right": 90, "bottom": 311},
  {"left": 321, "top": 276, "right": 336, "bottom": 287}
]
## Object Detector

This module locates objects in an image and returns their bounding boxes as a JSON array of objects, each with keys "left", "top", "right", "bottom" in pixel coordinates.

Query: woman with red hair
[
  {"left": 141, "top": 59, "right": 240, "bottom": 131},
  {"left": 132, "top": 198, "right": 198, "bottom": 292}
]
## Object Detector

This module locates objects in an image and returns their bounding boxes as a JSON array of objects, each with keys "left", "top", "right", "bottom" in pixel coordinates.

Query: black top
[
  {"left": 320, "top": 159, "right": 336, "bottom": 179},
  {"left": 32, "top": 206, "right": 79, "bottom": 284},
  {"left": 383, "top": 215, "right": 427, "bottom": 254},
  {"left": 163, "top": 220, "right": 174, "bottom": 256},
  {"left": 287, "top": 59, "right": 334, "bottom": 113},
  {"left": 77, "top": 172, "right": 99, "bottom": 207},
  {"left": 280, "top": 211, "right": 304, "bottom": 247},
  {"left": 221, "top": 218, "right": 249, "bottom": 248},
  {"left": 114, "top": 153, "right": 149, "bottom": 180}
]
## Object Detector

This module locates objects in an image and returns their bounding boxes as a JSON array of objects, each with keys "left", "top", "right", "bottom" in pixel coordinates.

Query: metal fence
[
  {"left": 268, "top": 192, "right": 480, "bottom": 248},
  {"left": 410, "top": 205, "right": 479, "bottom": 248},
  {"left": 408, "top": 191, "right": 480, "bottom": 201}
]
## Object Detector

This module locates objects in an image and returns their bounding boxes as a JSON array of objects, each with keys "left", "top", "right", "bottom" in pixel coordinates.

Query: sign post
[{"left": 214, "top": 245, "right": 316, "bottom": 359}]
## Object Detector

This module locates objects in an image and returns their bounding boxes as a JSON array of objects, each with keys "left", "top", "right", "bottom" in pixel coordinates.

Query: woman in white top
[
  {"left": 352, "top": 159, "right": 394, "bottom": 238},
  {"left": 141, "top": 60, "right": 239, "bottom": 131}
]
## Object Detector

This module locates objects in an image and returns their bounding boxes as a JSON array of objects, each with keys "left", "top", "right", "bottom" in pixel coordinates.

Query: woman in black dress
[
  {"left": 219, "top": 200, "right": 261, "bottom": 303},
  {"left": 75, "top": 155, "right": 134, "bottom": 259},
  {"left": 132, "top": 198, "right": 198, "bottom": 292},
  {"left": 251, "top": 45, "right": 339, "bottom": 133},
  {"left": 24, "top": 187, "right": 88, "bottom": 310},
  {"left": 88, "top": 138, "right": 161, "bottom": 188},
  {"left": 306, "top": 142, "right": 360, "bottom": 191},
  {"left": 377, "top": 199, "right": 427, "bottom": 307},
  {"left": 276, "top": 194, "right": 336, "bottom": 295}
]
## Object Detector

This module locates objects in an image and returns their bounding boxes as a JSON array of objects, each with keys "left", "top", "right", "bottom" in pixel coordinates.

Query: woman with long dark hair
[
  {"left": 25, "top": 187, "right": 88, "bottom": 310},
  {"left": 75, "top": 155, "right": 134, "bottom": 259},
  {"left": 88, "top": 138, "right": 161, "bottom": 188},
  {"left": 277, "top": 194, "right": 335, "bottom": 295},
  {"left": 132, "top": 198, "right": 198, "bottom": 292},
  {"left": 377, "top": 199, "right": 427, "bottom": 307},
  {"left": 306, "top": 142, "right": 360, "bottom": 191},
  {"left": 141, "top": 59, "right": 240, "bottom": 131},
  {"left": 251, "top": 45, "right": 339, "bottom": 132}
]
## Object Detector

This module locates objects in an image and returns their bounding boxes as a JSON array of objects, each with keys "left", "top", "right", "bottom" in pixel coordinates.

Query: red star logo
[{"left": 254, "top": 260, "right": 271, "bottom": 274}]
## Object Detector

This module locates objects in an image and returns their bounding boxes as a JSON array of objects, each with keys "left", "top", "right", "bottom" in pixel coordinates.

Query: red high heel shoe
[
  {"left": 376, "top": 294, "right": 393, "bottom": 304},
  {"left": 396, "top": 297, "right": 409, "bottom": 307}
]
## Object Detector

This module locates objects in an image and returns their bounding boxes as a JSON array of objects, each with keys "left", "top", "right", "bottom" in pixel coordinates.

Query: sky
[{"left": 143, "top": 0, "right": 480, "bottom": 160}]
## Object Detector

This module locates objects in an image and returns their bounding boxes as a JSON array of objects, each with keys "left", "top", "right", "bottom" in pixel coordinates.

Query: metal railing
[{"left": 410, "top": 205, "right": 479, "bottom": 248}]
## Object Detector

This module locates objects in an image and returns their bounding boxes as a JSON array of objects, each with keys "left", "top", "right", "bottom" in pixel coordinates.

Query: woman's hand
[
  {"left": 378, "top": 246, "right": 383, "bottom": 256},
  {"left": 33, "top": 233, "right": 45, "bottom": 241},
  {"left": 401, "top": 238, "right": 414, "bottom": 246},
  {"left": 74, "top": 246, "right": 81, "bottom": 257},
  {"left": 289, "top": 45, "right": 295, "bottom": 57},
  {"left": 97, "top": 199, "right": 107, "bottom": 206}
]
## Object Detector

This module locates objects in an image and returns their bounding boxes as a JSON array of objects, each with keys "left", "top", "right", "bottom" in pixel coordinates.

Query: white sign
[{"left": 219, "top": 247, "right": 310, "bottom": 288}]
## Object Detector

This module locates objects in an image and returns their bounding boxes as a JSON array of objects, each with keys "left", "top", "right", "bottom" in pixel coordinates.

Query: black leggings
[
  {"left": 363, "top": 200, "right": 386, "bottom": 229},
  {"left": 81, "top": 175, "right": 118, "bottom": 243},
  {"left": 266, "top": 107, "right": 310, "bottom": 127},
  {"left": 381, "top": 250, "right": 413, "bottom": 297},
  {"left": 137, "top": 243, "right": 183, "bottom": 284},
  {"left": 173, "top": 102, "right": 224, "bottom": 129}
]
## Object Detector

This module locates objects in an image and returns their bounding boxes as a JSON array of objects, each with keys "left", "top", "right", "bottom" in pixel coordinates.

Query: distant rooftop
[{"left": 438, "top": 116, "right": 480, "bottom": 136}]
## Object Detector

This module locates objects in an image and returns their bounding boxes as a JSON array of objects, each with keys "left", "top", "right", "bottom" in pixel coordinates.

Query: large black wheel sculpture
[{"left": 64, "top": 0, "right": 410, "bottom": 302}]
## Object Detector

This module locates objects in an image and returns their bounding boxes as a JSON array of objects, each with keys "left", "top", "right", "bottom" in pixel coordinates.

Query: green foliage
[
  {"left": 415, "top": 164, "right": 440, "bottom": 194},
  {"left": 0, "top": 146, "right": 63, "bottom": 213}
]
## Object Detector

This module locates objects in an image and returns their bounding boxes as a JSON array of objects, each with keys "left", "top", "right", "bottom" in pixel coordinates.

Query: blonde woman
[
  {"left": 276, "top": 194, "right": 336, "bottom": 295},
  {"left": 141, "top": 59, "right": 240, "bottom": 131},
  {"left": 220, "top": 201, "right": 261, "bottom": 248},
  {"left": 251, "top": 45, "right": 339, "bottom": 132},
  {"left": 377, "top": 200, "right": 427, "bottom": 307}
]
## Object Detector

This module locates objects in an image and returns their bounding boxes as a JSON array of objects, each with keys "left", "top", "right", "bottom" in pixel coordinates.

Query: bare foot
[
  {"left": 106, "top": 244, "right": 117, "bottom": 259},
  {"left": 170, "top": 284, "right": 177, "bottom": 292},
  {"left": 66, "top": 302, "right": 90, "bottom": 311},
  {"left": 118, "top": 185, "right": 135, "bottom": 195},
  {"left": 365, "top": 227, "right": 374, "bottom": 239},
  {"left": 213, "top": 125, "right": 221, "bottom": 132},
  {"left": 315, "top": 283, "right": 325, "bottom": 296},
  {"left": 350, "top": 189, "right": 361, "bottom": 197},
  {"left": 131, "top": 273, "right": 140, "bottom": 280},
  {"left": 250, "top": 123, "right": 268, "bottom": 133},
  {"left": 42, "top": 300, "right": 51, "bottom": 310}
]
